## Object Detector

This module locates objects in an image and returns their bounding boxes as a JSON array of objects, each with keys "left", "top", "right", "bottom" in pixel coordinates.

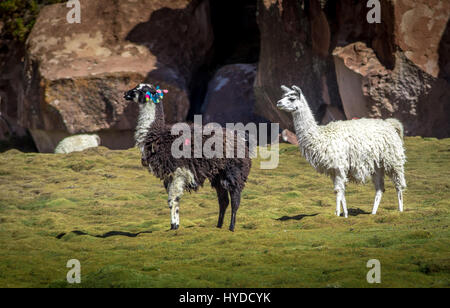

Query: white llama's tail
[{"left": 386, "top": 118, "right": 404, "bottom": 139}]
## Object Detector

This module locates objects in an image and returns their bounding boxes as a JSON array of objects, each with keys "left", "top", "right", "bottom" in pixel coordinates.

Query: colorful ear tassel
[{"left": 146, "top": 86, "right": 168, "bottom": 104}]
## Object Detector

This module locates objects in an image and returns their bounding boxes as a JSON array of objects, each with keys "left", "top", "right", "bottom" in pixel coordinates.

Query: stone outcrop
[
  {"left": 2, "top": 0, "right": 450, "bottom": 152},
  {"left": 254, "top": 0, "right": 342, "bottom": 133},
  {"left": 254, "top": 0, "right": 449, "bottom": 137},
  {"left": 332, "top": 0, "right": 450, "bottom": 138},
  {"left": 22, "top": 0, "right": 213, "bottom": 152},
  {"left": 280, "top": 129, "right": 298, "bottom": 145},
  {"left": 202, "top": 63, "right": 266, "bottom": 126}
]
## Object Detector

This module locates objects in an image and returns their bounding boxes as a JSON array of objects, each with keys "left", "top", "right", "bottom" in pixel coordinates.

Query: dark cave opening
[{"left": 187, "top": 0, "right": 261, "bottom": 120}]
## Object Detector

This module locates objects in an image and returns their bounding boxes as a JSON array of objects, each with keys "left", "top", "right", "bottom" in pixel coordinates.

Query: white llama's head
[{"left": 277, "top": 85, "right": 308, "bottom": 113}]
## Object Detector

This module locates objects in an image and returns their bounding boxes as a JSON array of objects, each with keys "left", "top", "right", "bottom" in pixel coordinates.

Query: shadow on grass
[
  {"left": 347, "top": 208, "right": 371, "bottom": 216},
  {"left": 276, "top": 213, "right": 319, "bottom": 221},
  {"left": 56, "top": 230, "right": 153, "bottom": 239}
]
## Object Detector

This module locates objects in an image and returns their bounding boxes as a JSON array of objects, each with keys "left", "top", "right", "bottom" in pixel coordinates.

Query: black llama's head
[{"left": 124, "top": 83, "right": 163, "bottom": 105}]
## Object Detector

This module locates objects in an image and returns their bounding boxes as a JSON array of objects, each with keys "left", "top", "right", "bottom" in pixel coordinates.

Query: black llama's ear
[
  {"left": 142, "top": 84, "right": 156, "bottom": 95},
  {"left": 281, "top": 85, "right": 290, "bottom": 94},
  {"left": 292, "top": 85, "right": 303, "bottom": 96}
]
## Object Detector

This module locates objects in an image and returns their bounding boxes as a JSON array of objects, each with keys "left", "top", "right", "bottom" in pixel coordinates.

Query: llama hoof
[
  {"left": 170, "top": 223, "right": 179, "bottom": 230},
  {"left": 216, "top": 224, "right": 223, "bottom": 229},
  {"left": 344, "top": 213, "right": 348, "bottom": 218},
  {"left": 228, "top": 226, "right": 235, "bottom": 232}
]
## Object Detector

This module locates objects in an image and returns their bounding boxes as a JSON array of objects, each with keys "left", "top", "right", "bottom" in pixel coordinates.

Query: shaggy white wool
[
  {"left": 134, "top": 94, "right": 156, "bottom": 152},
  {"left": 300, "top": 118, "right": 406, "bottom": 184},
  {"left": 385, "top": 118, "right": 404, "bottom": 138},
  {"left": 54, "top": 134, "right": 100, "bottom": 154},
  {"left": 168, "top": 168, "right": 197, "bottom": 227},
  {"left": 277, "top": 85, "right": 406, "bottom": 217}
]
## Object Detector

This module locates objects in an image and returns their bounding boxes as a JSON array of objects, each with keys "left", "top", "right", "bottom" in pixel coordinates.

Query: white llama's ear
[
  {"left": 281, "top": 85, "right": 290, "bottom": 94},
  {"left": 292, "top": 85, "right": 303, "bottom": 96}
]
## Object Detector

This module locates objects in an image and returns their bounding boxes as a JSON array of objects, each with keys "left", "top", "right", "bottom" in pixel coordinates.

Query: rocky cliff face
[
  {"left": 254, "top": 0, "right": 342, "bottom": 132},
  {"left": 255, "top": 0, "right": 450, "bottom": 137},
  {"left": 18, "top": 0, "right": 213, "bottom": 152},
  {"left": 0, "top": 38, "right": 27, "bottom": 143},
  {"left": 331, "top": 0, "right": 450, "bottom": 138},
  {"left": 202, "top": 63, "right": 265, "bottom": 126},
  {"left": 0, "top": 0, "right": 449, "bottom": 152}
]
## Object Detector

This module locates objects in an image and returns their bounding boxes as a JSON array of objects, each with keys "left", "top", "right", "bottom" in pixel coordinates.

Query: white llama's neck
[
  {"left": 292, "top": 104, "right": 320, "bottom": 157},
  {"left": 135, "top": 102, "right": 156, "bottom": 151}
]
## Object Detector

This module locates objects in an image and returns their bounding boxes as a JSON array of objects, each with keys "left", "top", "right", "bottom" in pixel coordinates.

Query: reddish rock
[
  {"left": 3, "top": 0, "right": 450, "bottom": 151},
  {"left": 333, "top": 42, "right": 386, "bottom": 119},
  {"left": 330, "top": 0, "right": 377, "bottom": 47},
  {"left": 388, "top": 0, "right": 450, "bottom": 78},
  {"left": 280, "top": 129, "right": 298, "bottom": 145},
  {"left": 23, "top": 0, "right": 213, "bottom": 152},
  {"left": 254, "top": 0, "right": 342, "bottom": 132},
  {"left": 333, "top": 41, "right": 450, "bottom": 137},
  {"left": 254, "top": 0, "right": 449, "bottom": 137},
  {"left": 309, "top": 0, "right": 330, "bottom": 58}
]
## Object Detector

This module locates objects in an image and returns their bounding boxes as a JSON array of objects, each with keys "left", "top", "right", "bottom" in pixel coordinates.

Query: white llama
[{"left": 277, "top": 85, "right": 406, "bottom": 217}]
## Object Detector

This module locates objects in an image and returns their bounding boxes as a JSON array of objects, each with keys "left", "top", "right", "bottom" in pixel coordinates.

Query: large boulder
[
  {"left": 23, "top": 0, "right": 213, "bottom": 152},
  {"left": 280, "top": 129, "right": 298, "bottom": 145},
  {"left": 373, "top": 0, "right": 450, "bottom": 78},
  {"left": 253, "top": 0, "right": 343, "bottom": 132},
  {"left": 202, "top": 63, "right": 266, "bottom": 125},
  {"left": 255, "top": 0, "right": 449, "bottom": 137},
  {"left": 332, "top": 0, "right": 450, "bottom": 138}
]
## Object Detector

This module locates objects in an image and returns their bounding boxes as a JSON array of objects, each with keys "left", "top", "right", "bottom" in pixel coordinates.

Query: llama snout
[{"left": 124, "top": 91, "right": 134, "bottom": 100}]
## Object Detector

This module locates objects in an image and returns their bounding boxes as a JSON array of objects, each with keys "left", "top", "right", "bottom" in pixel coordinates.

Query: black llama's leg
[
  {"left": 167, "top": 176, "right": 186, "bottom": 230},
  {"left": 215, "top": 185, "right": 229, "bottom": 228},
  {"left": 229, "top": 189, "right": 241, "bottom": 232}
]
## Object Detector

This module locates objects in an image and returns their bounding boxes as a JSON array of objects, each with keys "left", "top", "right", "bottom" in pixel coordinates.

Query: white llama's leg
[
  {"left": 333, "top": 173, "right": 348, "bottom": 218},
  {"left": 397, "top": 189, "right": 404, "bottom": 212},
  {"left": 335, "top": 194, "right": 341, "bottom": 217},
  {"left": 371, "top": 169, "right": 385, "bottom": 215},
  {"left": 390, "top": 168, "right": 406, "bottom": 213},
  {"left": 332, "top": 176, "right": 341, "bottom": 217},
  {"left": 167, "top": 176, "right": 186, "bottom": 230},
  {"left": 341, "top": 193, "right": 348, "bottom": 218}
]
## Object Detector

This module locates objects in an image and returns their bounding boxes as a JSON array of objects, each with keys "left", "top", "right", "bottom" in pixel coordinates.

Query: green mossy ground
[{"left": 0, "top": 137, "right": 449, "bottom": 287}]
